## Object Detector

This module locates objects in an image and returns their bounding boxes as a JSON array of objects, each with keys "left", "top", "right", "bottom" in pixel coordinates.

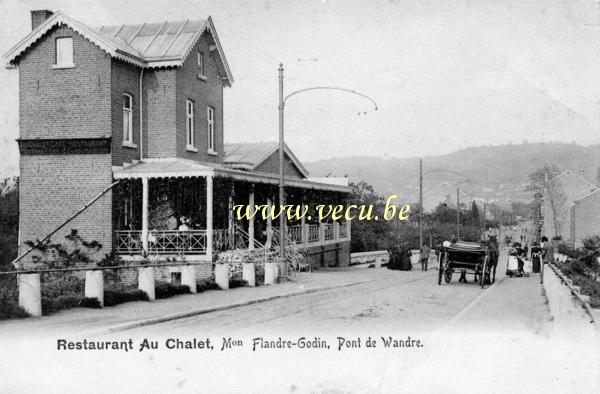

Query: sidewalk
[{"left": 0, "top": 268, "right": 399, "bottom": 338}]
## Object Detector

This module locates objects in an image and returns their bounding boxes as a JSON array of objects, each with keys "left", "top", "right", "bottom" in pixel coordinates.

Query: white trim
[
  {"left": 186, "top": 145, "right": 198, "bottom": 153},
  {"left": 122, "top": 93, "right": 133, "bottom": 144},
  {"left": 4, "top": 12, "right": 146, "bottom": 68},
  {"left": 55, "top": 36, "right": 73, "bottom": 66},
  {"left": 207, "top": 106, "right": 215, "bottom": 152},
  {"left": 207, "top": 149, "right": 218, "bottom": 156},
  {"left": 122, "top": 142, "right": 137, "bottom": 149},
  {"left": 51, "top": 63, "right": 75, "bottom": 69},
  {"left": 4, "top": 12, "right": 234, "bottom": 85},
  {"left": 186, "top": 99, "right": 195, "bottom": 147}
]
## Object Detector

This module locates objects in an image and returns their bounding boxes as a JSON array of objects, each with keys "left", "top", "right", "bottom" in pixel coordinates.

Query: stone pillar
[
  {"left": 206, "top": 175, "right": 214, "bottom": 259},
  {"left": 138, "top": 266, "right": 155, "bottom": 301},
  {"left": 215, "top": 264, "right": 229, "bottom": 289},
  {"left": 334, "top": 221, "right": 340, "bottom": 240},
  {"left": 181, "top": 265, "right": 197, "bottom": 293},
  {"left": 141, "top": 177, "right": 149, "bottom": 253},
  {"left": 18, "top": 273, "right": 42, "bottom": 317},
  {"left": 242, "top": 262, "right": 256, "bottom": 287},
  {"left": 85, "top": 270, "right": 104, "bottom": 306},
  {"left": 264, "top": 262, "right": 277, "bottom": 285},
  {"left": 266, "top": 197, "right": 273, "bottom": 248},
  {"left": 248, "top": 189, "right": 255, "bottom": 250}
]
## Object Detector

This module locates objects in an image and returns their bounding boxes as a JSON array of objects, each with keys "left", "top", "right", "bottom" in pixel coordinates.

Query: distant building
[
  {"left": 542, "top": 170, "right": 597, "bottom": 241},
  {"left": 570, "top": 189, "right": 600, "bottom": 247}
]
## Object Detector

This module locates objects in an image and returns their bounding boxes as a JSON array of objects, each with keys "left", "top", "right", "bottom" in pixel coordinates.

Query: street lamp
[
  {"left": 278, "top": 63, "right": 377, "bottom": 278},
  {"left": 418, "top": 163, "right": 468, "bottom": 245}
]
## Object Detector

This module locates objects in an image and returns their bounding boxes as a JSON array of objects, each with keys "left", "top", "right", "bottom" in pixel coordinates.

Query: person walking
[{"left": 420, "top": 243, "right": 430, "bottom": 271}]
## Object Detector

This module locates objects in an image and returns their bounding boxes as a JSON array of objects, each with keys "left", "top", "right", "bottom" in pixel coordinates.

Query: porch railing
[
  {"left": 308, "top": 224, "right": 320, "bottom": 243},
  {"left": 115, "top": 222, "right": 350, "bottom": 256},
  {"left": 287, "top": 225, "right": 303, "bottom": 244},
  {"left": 115, "top": 230, "right": 208, "bottom": 255},
  {"left": 324, "top": 223, "right": 335, "bottom": 240}
]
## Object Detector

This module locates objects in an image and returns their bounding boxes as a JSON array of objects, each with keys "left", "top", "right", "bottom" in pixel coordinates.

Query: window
[
  {"left": 55, "top": 37, "right": 73, "bottom": 66},
  {"left": 197, "top": 51, "right": 204, "bottom": 76},
  {"left": 122, "top": 94, "right": 133, "bottom": 144},
  {"left": 186, "top": 100, "right": 195, "bottom": 148},
  {"left": 207, "top": 106, "right": 215, "bottom": 153}
]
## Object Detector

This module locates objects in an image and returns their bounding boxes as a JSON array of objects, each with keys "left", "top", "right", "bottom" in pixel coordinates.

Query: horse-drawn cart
[{"left": 437, "top": 240, "right": 490, "bottom": 289}]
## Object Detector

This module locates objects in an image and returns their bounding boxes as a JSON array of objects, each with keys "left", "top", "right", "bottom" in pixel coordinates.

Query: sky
[{"left": 2, "top": 0, "right": 600, "bottom": 178}]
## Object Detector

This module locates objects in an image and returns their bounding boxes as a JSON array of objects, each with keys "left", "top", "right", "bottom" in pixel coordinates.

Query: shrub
[
  {"left": 155, "top": 281, "right": 191, "bottom": 299},
  {"left": 229, "top": 278, "right": 248, "bottom": 288},
  {"left": 196, "top": 279, "right": 220, "bottom": 293},
  {"left": 573, "top": 276, "right": 600, "bottom": 308},
  {"left": 104, "top": 288, "right": 149, "bottom": 307},
  {"left": 40, "top": 273, "right": 85, "bottom": 315},
  {"left": 0, "top": 276, "right": 29, "bottom": 320}
]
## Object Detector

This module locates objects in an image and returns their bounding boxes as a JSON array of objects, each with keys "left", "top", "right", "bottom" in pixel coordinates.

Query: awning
[{"left": 113, "top": 159, "right": 351, "bottom": 193}]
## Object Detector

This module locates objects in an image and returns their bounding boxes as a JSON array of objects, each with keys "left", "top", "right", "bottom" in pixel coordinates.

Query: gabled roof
[
  {"left": 223, "top": 142, "right": 309, "bottom": 178},
  {"left": 547, "top": 170, "right": 597, "bottom": 202},
  {"left": 3, "top": 11, "right": 233, "bottom": 85}
]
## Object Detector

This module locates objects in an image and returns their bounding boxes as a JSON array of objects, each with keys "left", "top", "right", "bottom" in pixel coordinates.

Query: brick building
[{"left": 5, "top": 10, "right": 351, "bottom": 274}]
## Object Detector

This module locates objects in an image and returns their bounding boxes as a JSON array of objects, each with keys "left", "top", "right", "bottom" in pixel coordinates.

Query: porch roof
[{"left": 113, "top": 159, "right": 351, "bottom": 193}]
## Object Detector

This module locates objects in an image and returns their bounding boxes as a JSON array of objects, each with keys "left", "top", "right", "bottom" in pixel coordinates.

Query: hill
[{"left": 304, "top": 142, "right": 600, "bottom": 202}]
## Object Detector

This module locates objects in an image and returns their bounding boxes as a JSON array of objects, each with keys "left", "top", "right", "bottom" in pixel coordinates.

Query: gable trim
[{"left": 253, "top": 144, "right": 309, "bottom": 178}]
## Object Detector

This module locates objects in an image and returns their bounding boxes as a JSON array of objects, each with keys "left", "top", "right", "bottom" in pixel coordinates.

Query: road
[{"left": 122, "top": 263, "right": 499, "bottom": 338}]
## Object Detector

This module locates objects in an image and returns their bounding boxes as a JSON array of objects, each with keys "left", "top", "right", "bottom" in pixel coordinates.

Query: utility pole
[
  {"left": 278, "top": 63, "right": 286, "bottom": 279},
  {"left": 456, "top": 186, "right": 460, "bottom": 239},
  {"left": 419, "top": 158, "right": 423, "bottom": 248}
]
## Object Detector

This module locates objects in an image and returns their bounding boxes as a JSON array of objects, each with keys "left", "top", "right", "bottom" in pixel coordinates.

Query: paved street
[{"left": 2, "top": 247, "right": 598, "bottom": 393}]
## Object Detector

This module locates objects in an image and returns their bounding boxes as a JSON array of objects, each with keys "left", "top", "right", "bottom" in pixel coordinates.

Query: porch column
[
  {"left": 301, "top": 201, "right": 308, "bottom": 248},
  {"left": 266, "top": 197, "right": 273, "bottom": 248},
  {"left": 334, "top": 221, "right": 340, "bottom": 240},
  {"left": 206, "top": 175, "right": 214, "bottom": 258},
  {"left": 228, "top": 183, "right": 234, "bottom": 236},
  {"left": 248, "top": 188, "right": 255, "bottom": 250},
  {"left": 141, "top": 177, "right": 149, "bottom": 253}
]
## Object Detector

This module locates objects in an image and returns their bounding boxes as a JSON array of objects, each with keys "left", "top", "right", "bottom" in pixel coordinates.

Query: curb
[{"left": 103, "top": 278, "right": 381, "bottom": 334}]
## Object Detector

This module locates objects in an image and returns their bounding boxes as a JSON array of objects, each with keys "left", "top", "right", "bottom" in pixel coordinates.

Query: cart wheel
[{"left": 444, "top": 268, "right": 452, "bottom": 283}]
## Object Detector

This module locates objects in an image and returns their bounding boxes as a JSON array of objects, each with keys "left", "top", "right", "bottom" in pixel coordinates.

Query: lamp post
[
  {"left": 278, "top": 63, "right": 377, "bottom": 279},
  {"left": 418, "top": 166, "right": 468, "bottom": 244}
]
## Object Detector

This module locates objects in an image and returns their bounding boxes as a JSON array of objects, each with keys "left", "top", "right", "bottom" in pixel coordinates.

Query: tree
[{"left": 525, "top": 165, "right": 559, "bottom": 198}]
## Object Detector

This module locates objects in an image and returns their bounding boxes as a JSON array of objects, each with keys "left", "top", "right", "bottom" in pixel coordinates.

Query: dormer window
[
  {"left": 54, "top": 37, "right": 74, "bottom": 68},
  {"left": 197, "top": 51, "right": 207, "bottom": 81}
]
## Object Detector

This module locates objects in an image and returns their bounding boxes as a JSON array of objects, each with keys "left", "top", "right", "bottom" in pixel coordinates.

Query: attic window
[
  {"left": 197, "top": 51, "right": 207, "bottom": 81},
  {"left": 54, "top": 37, "right": 74, "bottom": 68}
]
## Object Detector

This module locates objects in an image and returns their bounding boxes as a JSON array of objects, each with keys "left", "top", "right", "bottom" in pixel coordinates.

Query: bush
[
  {"left": 229, "top": 278, "right": 248, "bottom": 288},
  {"left": 155, "top": 281, "right": 191, "bottom": 299},
  {"left": 41, "top": 273, "right": 85, "bottom": 315},
  {"left": 104, "top": 288, "right": 149, "bottom": 307},
  {"left": 196, "top": 279, "right": 220, "bottom": 292},
  {"left": 573, "top": 276, "right": 600, "bottom": 308},
  {"left": 0, "top": 276, "right": 29, "bottom": 320}
]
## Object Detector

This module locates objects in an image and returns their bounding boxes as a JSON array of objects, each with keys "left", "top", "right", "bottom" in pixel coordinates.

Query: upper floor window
[
  {"left": 55, "top": 37, "right": 73, "bottom": 66},
  {"left": 197, "top": 51, "right": 204, "bottom": 76},
  {"left": 123, "top": 94, "right": 133, "bottom": 144},
  {"left": 207, "top": 106, "right": 215, "bottom": 154},
  {"left": 186, "top": 100, "right": 195, "bottom": 149}
]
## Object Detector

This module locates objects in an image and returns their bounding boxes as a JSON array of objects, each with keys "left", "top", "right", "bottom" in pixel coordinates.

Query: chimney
[{"left": 31, "top": 10, "right": 54, "bottom": 30}]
